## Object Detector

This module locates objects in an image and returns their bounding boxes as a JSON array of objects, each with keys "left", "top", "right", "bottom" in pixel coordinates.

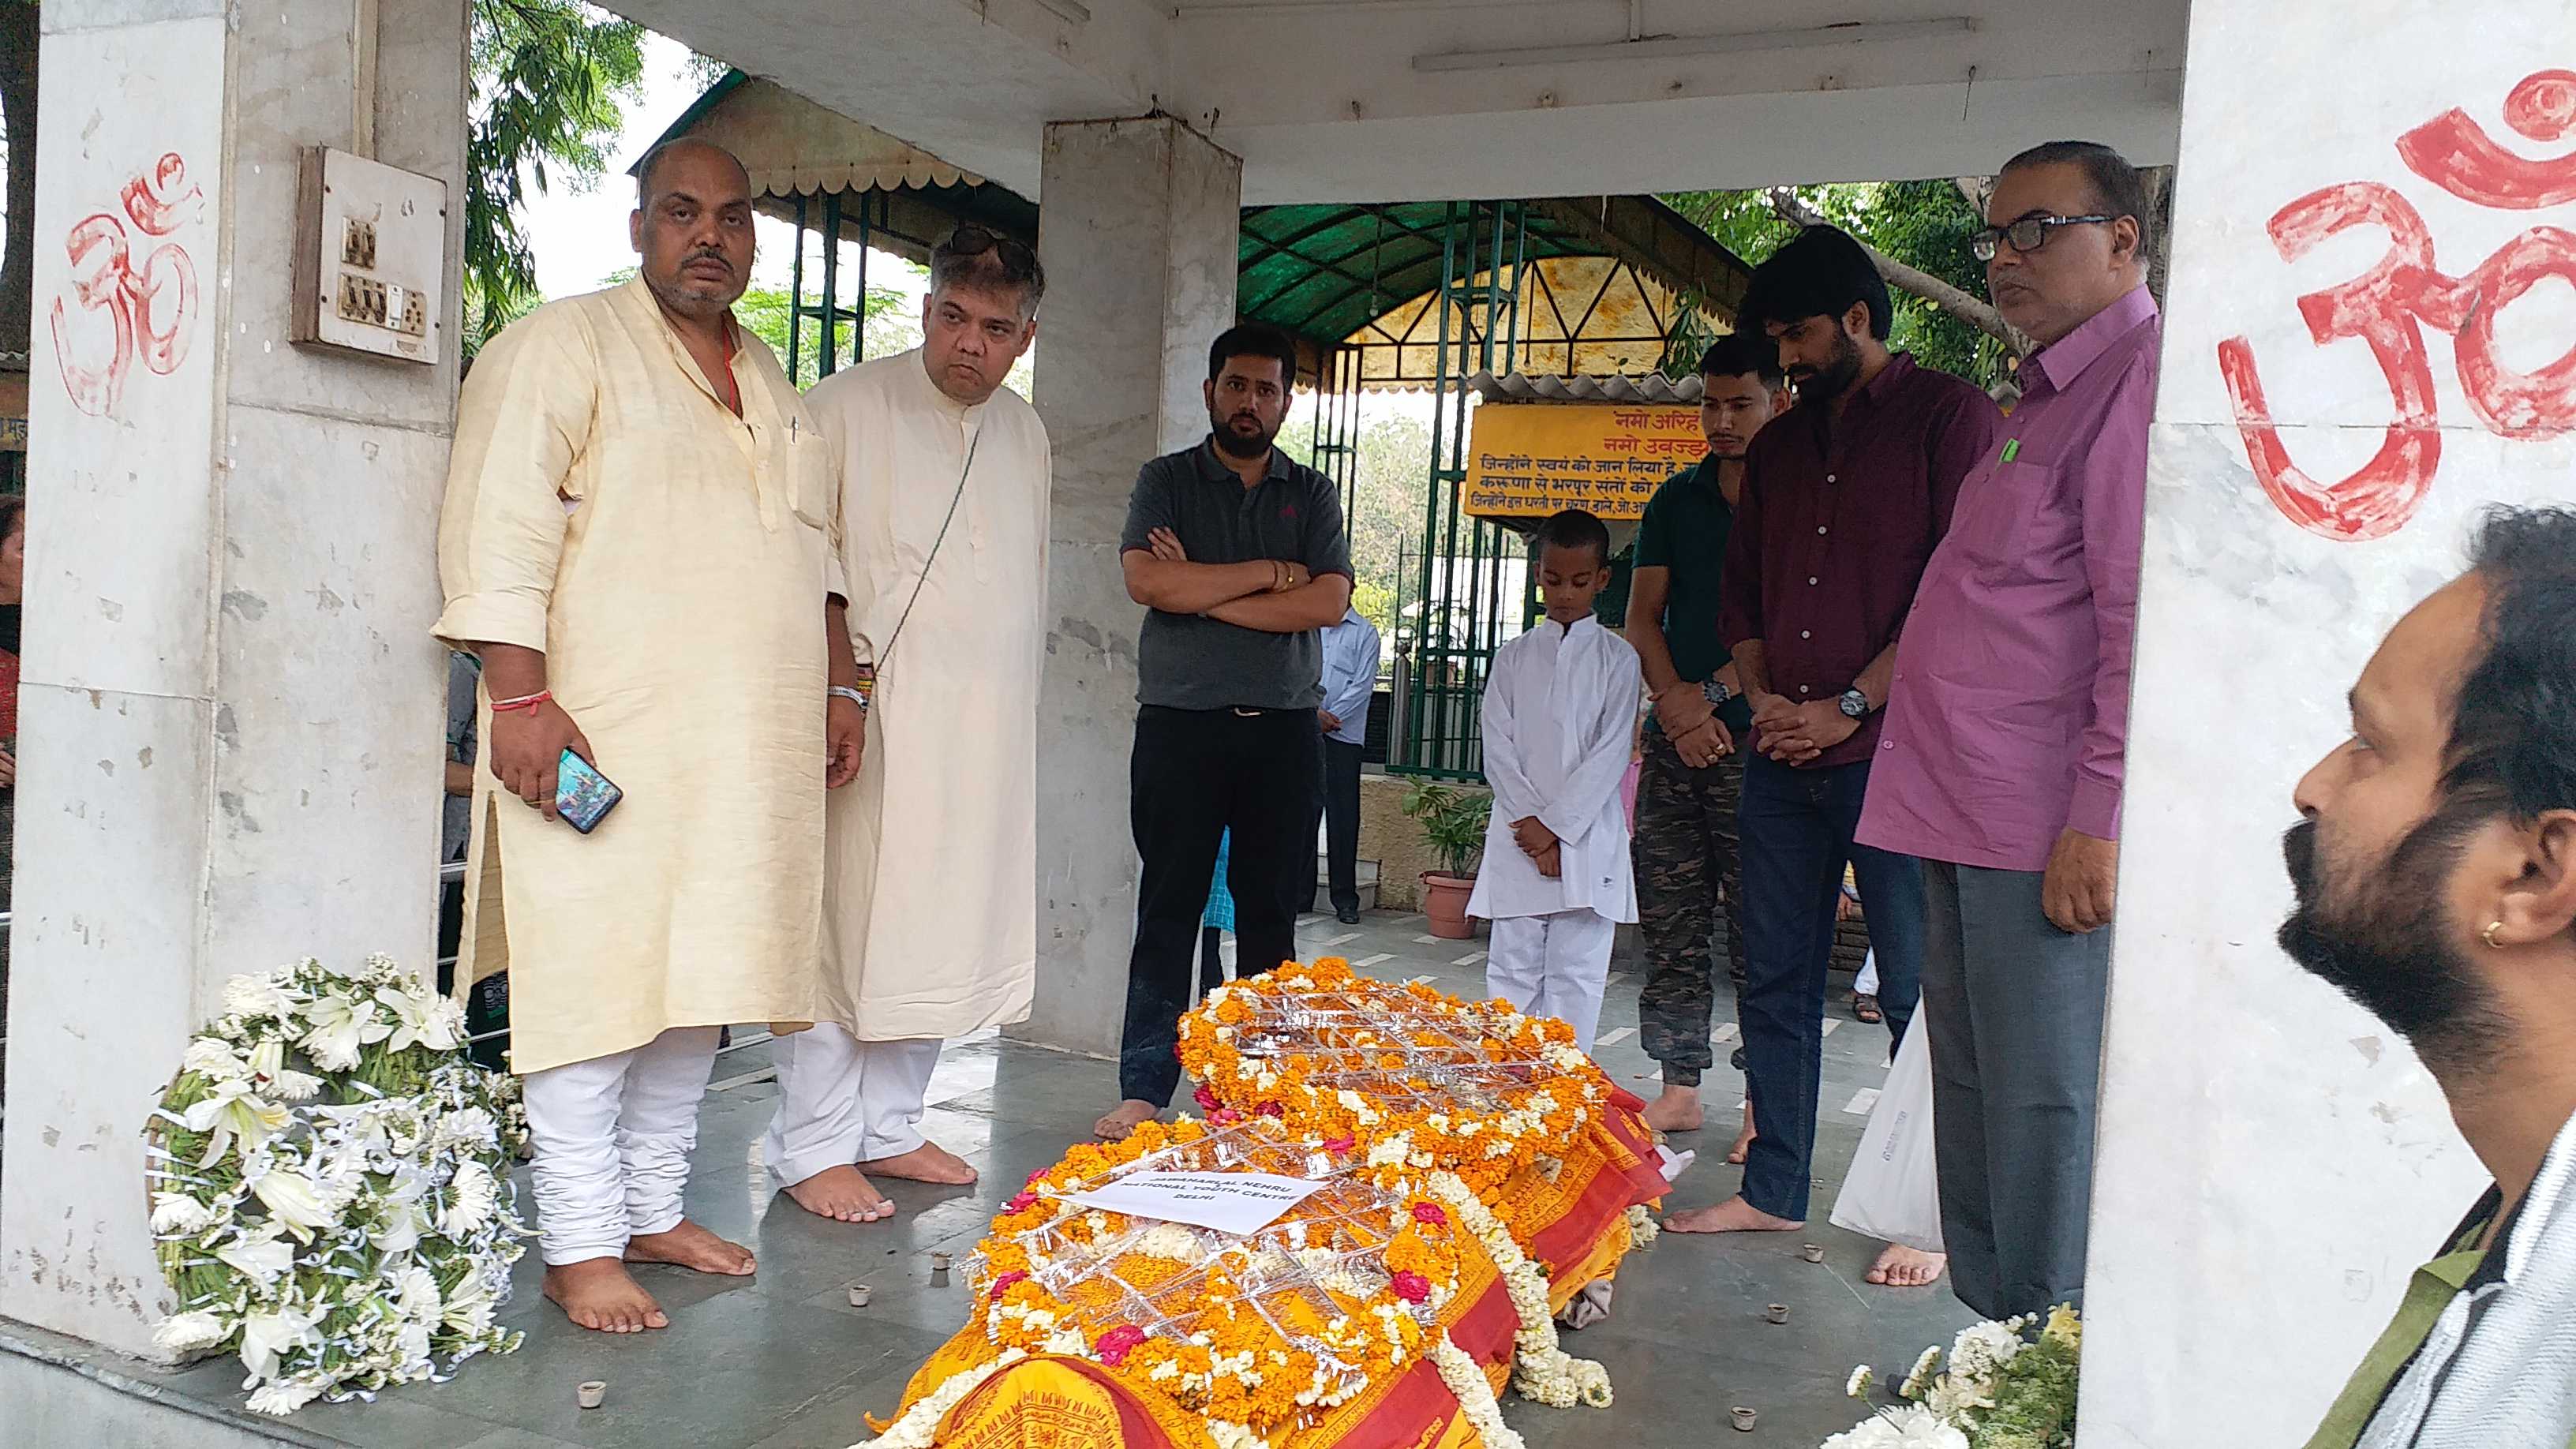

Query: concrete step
[{"left": 1311, "top": 855, "right": 1380, "bottom": 912}]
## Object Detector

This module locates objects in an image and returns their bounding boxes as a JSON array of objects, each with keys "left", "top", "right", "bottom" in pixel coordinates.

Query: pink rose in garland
[
  {"left": 1412, "top": 1202, "right": 1448, "bottom": 1226},
  {"left": 1095, "top": 1324, "right": 1147, "bottom": 1366},
  {"left": 1324, "top": 1135, "right": 1355, "bottom": 1155},
  {"left": 1256, "top": 1101, "right": 1285, "bottom": 1118},
  {"left": 989, "top": 1270, "right": 1029, "bottom": 1301},
  {"left": 1390, "top": 1271, "right": 1432, "bottom": 1304},
  {"left": 1193, "top": 1084, "right": 1221, "bottom": 1112},
  {"left": 1005, "top": 1191, "right": 1039, "bottom": 1213}
]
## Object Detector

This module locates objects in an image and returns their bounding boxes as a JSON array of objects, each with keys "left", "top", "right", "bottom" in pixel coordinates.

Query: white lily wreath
[{"left": 144, "top": 956, "right": 533, "bottom": 1415}]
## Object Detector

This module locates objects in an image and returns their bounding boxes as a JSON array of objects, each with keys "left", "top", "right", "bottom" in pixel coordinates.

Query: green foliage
[
  {"left": 1279, "top": 410, "right": 1432, "bottom": 635},
  {"left": 464, "top": 0, "right": 646, "bottom": 357},
  {"left": 734, "top": 282, "right": 910, "bottom": 388},
  {"left": 1976, "top": 1333, "right": 2080, "bottom": 1449},
  {"left": 1350, "top": 578, "right": 1397, "bottom": 635},
  {"left": 1664, "top": 183, "right": 2009, "bottom": 393},
  {"left": 1402, "top": 782, "right": 1491, "bottom": 877}
]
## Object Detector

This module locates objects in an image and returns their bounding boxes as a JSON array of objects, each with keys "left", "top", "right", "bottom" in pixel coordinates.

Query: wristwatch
[
  {"left": 1701, "top": 678, "right": 1732, "bottom": 707},
  {"left": 1837, "top": 687, "right": 1872, "bottom": 720}
]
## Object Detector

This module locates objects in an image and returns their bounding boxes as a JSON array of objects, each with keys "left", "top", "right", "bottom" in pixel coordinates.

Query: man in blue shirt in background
[{"left": 1316, "top": 607, "right": 1381, "bottom": 923}]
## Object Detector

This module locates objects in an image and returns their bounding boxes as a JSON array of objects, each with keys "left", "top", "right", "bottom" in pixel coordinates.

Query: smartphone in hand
[{"left": 555, "top": 750, "right": 622, "bottom": 834}]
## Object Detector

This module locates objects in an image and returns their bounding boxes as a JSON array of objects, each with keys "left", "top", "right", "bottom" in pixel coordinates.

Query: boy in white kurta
[{"left": 1468, "top": 510, "right": 1642, "bottom": 1052}]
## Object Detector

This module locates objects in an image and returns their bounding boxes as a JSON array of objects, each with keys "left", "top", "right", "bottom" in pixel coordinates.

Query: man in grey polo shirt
[{"left": 1093, "top": 322, "right": 1354, "bottom": 1141}]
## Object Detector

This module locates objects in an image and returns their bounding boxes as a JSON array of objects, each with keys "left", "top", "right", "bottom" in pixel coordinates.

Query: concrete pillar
[
  {"left": 1021, "top": 117, "right": 1241, "bottom": 1060},
  {"left": 1, "top": 0, "right": 462, "bottom": 1356},
  {"left": 2084, "top": 17, "right": 2575, "bottom": 1448}
]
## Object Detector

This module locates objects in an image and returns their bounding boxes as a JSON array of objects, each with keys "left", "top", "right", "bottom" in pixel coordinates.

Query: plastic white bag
[{"left": 1829, "top": 1011, "right": 1944, "bottom": 1252}]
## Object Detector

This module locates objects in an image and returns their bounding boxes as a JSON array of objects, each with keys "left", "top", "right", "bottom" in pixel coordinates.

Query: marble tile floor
[{"left": 127, "top": 910, "right": 1975, "bottom": 1448}]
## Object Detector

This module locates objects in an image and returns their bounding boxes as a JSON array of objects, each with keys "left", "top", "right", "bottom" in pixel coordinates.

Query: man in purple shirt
[
  {"left": 1671, "top": 226, "right": 2002, "bottom": 1249},
  {"left": 1857, "top": 142, "right": 2159, "bottom": 1319}
]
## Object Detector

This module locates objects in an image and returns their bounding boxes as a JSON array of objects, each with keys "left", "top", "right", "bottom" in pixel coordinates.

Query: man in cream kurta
[
  {"left": 764, "top": 227, "right": 1051, "bottom": 1223},
  {"left": 435, "top": 140, "right": 862, "bottom": 1331}
]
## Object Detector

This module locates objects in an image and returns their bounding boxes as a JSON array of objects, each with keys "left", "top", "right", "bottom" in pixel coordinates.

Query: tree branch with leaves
[
  {"left": 1762, "top": 185, "right": 2035, "bottom": 365},
  {"left": 462, "top": 0, "right": 645, "bottom": 355}
]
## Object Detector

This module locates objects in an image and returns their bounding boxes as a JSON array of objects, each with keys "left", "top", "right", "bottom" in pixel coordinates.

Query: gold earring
[{"left": 2484, "top": 919, "right": 2507, "bottom": 949}]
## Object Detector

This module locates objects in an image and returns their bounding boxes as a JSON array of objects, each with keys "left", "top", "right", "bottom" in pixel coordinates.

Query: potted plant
[{"left": 1403, "top": 782, "right": 1491, "bottom": 940}]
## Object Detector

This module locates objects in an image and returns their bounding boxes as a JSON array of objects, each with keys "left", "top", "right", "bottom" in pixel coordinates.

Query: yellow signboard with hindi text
[{"left": 1462, "top": 402, "right": 1702, "bottom": 522}]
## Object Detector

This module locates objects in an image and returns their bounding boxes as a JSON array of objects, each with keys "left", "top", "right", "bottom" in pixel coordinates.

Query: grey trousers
[{"left": 1919, "top": 859, "right": 2112, "bottom": 1320}]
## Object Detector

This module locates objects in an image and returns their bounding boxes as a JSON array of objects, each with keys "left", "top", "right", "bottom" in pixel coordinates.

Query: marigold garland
[
  {"left": 1178, "top": 960, "right": 1620, "bottom": 1218},
  {"left": 873, "top": 958, "right": 1671, "bottom": 1446},
  {"left": 908, "top": 1115, "right": 1485, "bottom": 1444}
]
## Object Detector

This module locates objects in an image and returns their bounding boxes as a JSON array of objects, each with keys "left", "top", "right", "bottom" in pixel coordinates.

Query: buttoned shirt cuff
[
  {"left": 432, "top": 593, "right": 549, "bottom": 656},
  {"left": 2066, "top": 776, "right": 2124, "bottom": 842}
]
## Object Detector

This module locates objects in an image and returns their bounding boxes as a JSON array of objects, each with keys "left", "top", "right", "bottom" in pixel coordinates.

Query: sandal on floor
[{"left": 1852, "top": 992, "right": 1883, "bottom": 1024}]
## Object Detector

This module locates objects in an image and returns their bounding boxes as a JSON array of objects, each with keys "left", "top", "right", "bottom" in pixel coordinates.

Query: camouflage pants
[{"left": 1633, "top": 728, "right": 1747, "bottom": 1087}]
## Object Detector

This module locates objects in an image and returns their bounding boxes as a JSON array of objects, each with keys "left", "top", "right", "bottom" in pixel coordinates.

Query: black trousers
[
  {"left": 1120, "top": 705, "right": 1322, "bottom": 1106},
  {"left": 1319, "top": 738, "right": 1364, "bottom": 915}
]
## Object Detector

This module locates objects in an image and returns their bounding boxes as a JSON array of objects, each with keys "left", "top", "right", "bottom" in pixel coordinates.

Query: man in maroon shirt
[{"left": 1668, "top": 227, "right": 2002, "bottom": 1260}]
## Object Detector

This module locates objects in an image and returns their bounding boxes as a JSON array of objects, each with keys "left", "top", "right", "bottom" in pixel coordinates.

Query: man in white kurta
[
  {"left": 1468, "top": 512, "right": 1642, "bottom": 1053},
  {"left": 435, "top": 140, "right": 861, "bottom": 1331},
  {"left": 764, "top": 228, "right": 1051, "bottom": 1222}
]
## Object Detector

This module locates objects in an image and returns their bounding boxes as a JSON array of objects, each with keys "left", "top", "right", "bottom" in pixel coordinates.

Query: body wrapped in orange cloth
[
  {"left": 870, "top": 1117, "right": 1526, "bottom": 1448},
  {"left": 1178, "top": 959, "right": 1668, "bottom": 1313},
  {"left": 869, "top": 962, "right": 1669, "bottom": 1446}
]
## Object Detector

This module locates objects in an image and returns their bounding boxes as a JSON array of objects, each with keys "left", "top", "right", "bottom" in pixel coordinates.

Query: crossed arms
[{"left": 1121, "top": 529, "right": 1352, "bottom": 633}]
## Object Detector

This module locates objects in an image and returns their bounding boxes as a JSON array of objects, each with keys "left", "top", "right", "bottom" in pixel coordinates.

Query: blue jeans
[{"left": 1736, "top": 752, "right": 1926, "bottom": 1222}]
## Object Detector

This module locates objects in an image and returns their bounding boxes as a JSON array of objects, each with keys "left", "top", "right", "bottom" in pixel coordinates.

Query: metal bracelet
[{"left": 829, "top": 685, "right": 868, "bottom": 710}]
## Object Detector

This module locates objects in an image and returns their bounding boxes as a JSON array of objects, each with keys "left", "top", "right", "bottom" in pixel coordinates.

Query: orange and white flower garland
[
  {"left": 1177, "top": 958, "right": 1638, "bottom": 1411},
  {"left": 870, "top": 1115, "right": 1518, "bottom": 1448}
]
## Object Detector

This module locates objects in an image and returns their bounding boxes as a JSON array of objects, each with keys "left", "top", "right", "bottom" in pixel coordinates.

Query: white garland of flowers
[
  {"left": 1421, "top": 1170, "right": 1613, "bottom": 1410},
  {"left": 145, "top": 957, "right": 532, "bottom": 1415}
]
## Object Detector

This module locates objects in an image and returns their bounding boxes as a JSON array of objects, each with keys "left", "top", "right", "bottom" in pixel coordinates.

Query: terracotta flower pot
[{"left": 1421, "top": 871, "right": 1477, "bottom": 939}]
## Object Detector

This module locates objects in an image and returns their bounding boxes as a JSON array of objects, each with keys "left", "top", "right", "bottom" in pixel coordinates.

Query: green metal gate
[{"left": 1397, "top": 201, "right": 1537, "bottom": 781}]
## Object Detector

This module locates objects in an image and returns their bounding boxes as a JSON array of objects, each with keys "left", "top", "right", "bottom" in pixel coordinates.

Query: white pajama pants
[
  {"left": 520, "top": 1025, "right": 721, "bottom": 1267},
  {"left": 1485, "top": 909, "right": 1619, "bottom": 1053},
  {"left": 762, "top": 1024, "right": 942, "bottom": 1186}
]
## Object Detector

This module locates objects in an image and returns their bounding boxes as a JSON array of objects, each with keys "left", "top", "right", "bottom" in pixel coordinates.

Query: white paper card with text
[{"left": 1061, "top": 1171, "right": 1330, "bottom": 1236}]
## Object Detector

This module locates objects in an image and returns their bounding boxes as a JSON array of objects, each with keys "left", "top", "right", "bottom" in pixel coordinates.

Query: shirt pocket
[
  {"left": 783, "top": 428, "right": 834, "bottom": 532},
  {"left": 1947, "top": 459, "right": 2057, "bottom": 575}
]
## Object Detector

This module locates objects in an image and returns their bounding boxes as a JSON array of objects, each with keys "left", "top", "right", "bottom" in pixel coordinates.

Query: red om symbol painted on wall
[
  {"left": 49, "top": 152, "right": 204, "bottom": 419},
  {"left": 2218, "top": 69, "right": 2576, "bottom": 541}
]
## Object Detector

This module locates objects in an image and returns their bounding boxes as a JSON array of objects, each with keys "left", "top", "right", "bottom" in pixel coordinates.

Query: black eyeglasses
[
  {"left": 941, "top": 224, "right": 1039, "bottom": 279},
  {"left": 1971, "top": 214, "right": 2117, "bottom": 262}
]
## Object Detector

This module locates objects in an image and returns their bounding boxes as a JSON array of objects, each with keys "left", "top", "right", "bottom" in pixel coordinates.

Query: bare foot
[
  {"left": 1642, "top": 1085, "right": 1705, "bottom": 1133},
  {"left": 862, "top": 1140, "right": 979, "bottom": 1185},
  {"left": 624, "top": 1219, "right": 757, "bottom": 1275},
  {"left": 1094, "top": 1099, "right": 1160, "bottom": 1140},
  {"left": 544, "top": 1259, "right": 668, "bottom": 1333},
  {"left": 1664, "top": 1196, "right": 1803, "bottom": 1234},
  {"left": 1726, "top": 1103, "right": 1757, "bottom": 1166},
  {"left": 783, "top": 1164, "right": 896, "bottom": 1223},
  {"left": 1866, "top": 1244, "right": 1948, "bottom": 1287}
]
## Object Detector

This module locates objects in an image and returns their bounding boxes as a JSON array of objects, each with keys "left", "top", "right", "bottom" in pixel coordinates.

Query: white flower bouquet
[
  {"left": 144, "top": 956, "right": 532, "bottom": 1415},
  {"left": 1829, "top": 1306, "right": 2081, "bottom": 1449}
]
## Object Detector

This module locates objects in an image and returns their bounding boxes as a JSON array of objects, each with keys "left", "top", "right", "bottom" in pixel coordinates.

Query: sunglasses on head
[{"left": 943, "top": 225, "right": 1039, "bottom": 278}]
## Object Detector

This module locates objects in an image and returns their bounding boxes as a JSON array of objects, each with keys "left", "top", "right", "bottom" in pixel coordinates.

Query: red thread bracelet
[{"left": 490, "top": 690, "right": 552, "bottom": 715}]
